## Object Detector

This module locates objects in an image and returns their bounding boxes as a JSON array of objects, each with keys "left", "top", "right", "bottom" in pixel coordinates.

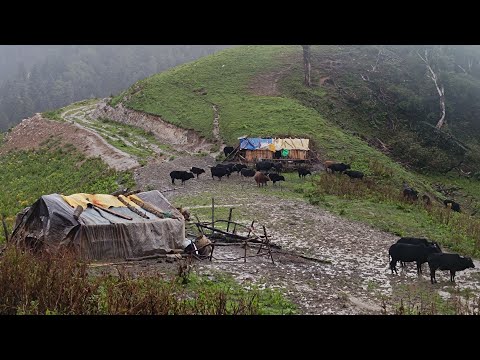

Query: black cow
[
  {"left": 217, "top": 163, "right": 235, "bottom": 173},
  {"left": 210, "top": 166, "right": 231, "bottom": 180},
  {"left": 403, "top": 188, "right": 418, "bottom": 201},
  {"left": 266, "top": 173, "right": 285, "bottom": 185},
  {"left": 427, "top": 253, "right": 475, "bottom": 283},
  {"left": 272, "top": 162, "right": 283, "bottom": 173},
  {"left": 328, "top": 163, "right": 351, "bottom": 174},
  {"left": 256, "top": 161, "right": 274, "bottom": 172},
  {"left": 444, "top": 199, "right": 461, "bottom": 213},
  {"left": 298, "top": 168, "right": 312, "bottom": 178},
  {"left": 190, "top": 167, "right": 205, "bottom": 179},
  {"left": 344, "top": 170, "right": 364, "bottom": 180},
  {"left": 396, "top": 237, "right": 442, "bottom": 267},
  {"left": 170, "top": 171, "right": 195, "bottom": 185},
  {"left": 240, "top": 168, "right": 256, "bottom": 177},
  {"left": 232, "top": 164, "right": 247, "bottom": 174},
  {"left": 223, "top": 146, "right": 234, "bottom": 157},
  {"left": 389, "top": 243, "right": 441, "bottom": 275}
]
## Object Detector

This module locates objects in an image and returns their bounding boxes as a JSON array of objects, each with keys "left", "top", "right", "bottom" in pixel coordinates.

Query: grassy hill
[{"left": 111, "top": 45, "right": 480, "bottom": 256}]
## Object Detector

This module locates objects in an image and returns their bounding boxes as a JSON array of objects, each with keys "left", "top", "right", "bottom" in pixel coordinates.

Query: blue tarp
[{"left": 239, "top": 138, "right": 273, "bottom": 150}]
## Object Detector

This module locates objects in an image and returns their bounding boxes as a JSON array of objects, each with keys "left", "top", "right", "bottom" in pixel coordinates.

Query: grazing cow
[
  {"left": 327, "top": 163, "right": 351, "bottom": 174},
  {"left": 444, "top": 199, "right": 461, "bottom": 213},
  {"left": 190, "top": 167, "right": 205, "bottom": 179},
  {"left": 272, "top": 162, "right": 283, "bottom": 173},
  {"left": 240, "top": 168, "right": 256, "bottom": 177},
  {"left": 210, "top": 166, "right": 231, "bottom": 180},
  {"left": 422, "top": 194, "right": 432, "bottom": 206},
  {"left": 256, "top": 161, "right": 274, "bottom": 172},
  {"left": 266, "top": 173, "right": 285, "bottom": 185},
  {"left": 389, "top": 243, "right": 441, "bottom": 275},
  {"left": 223, "top": 146, "right": 235, "bottom": 157},
  {"left": 254, "top": 171, "right": 270, "bottom": 187},
  {"left": 170, "top": 171, "right": 195, "bottom": 185},
  {"left": 344, "top": 170, "right": 364, "bottom": 180},
  {"left": 298, "top": 168, "right": 312, "bottom": 178},
  {"left": 232, "top": 164, "right": 247, "bottom": 174},
  {"left": 324, "top": 160, "right": 335, "bottom": 173},
  {"left": 403, "top": 188, "right": 418, "bottom": 201},
  {"left": 396, "top": 237, "right": 442, "bottom": 267},
  {"left": 428, "top": 253, "right": 475, "bottom": 283}
]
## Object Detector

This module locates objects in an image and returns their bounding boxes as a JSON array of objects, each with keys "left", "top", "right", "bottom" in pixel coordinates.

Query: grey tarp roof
[{"left": 11, "top": 190, "right": 187, "bottom": 260}]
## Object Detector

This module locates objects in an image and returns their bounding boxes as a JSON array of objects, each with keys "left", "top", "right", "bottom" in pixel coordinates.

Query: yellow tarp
[
  {"left": 62, "top": 193, "right": 140, "bottom": 209},
  {"left": 273, "top": 138, "right": 310, "bottom": 151}
]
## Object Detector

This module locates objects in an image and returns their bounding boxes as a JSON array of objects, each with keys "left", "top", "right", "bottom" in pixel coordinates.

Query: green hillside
[
  {"left": 111, "top": 45, "right": 433, "bottom": 191},
  {"left": 111, "top": 45, "right": 480, "bottom": 256}
]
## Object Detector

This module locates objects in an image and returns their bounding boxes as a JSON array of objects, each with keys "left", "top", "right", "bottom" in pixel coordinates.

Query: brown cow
[
  {"left": 324, "top": 160, "right": 335, "bottom": 173},
  {"left": 254, "top": 171, "right": 270, "bottom": 187}
]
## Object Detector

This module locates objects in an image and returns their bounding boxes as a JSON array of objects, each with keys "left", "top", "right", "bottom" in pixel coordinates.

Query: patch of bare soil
[
  {"left": 0, "top": 114, "right": 139, "bottom": 171},
  {"left": 132, "top": 161, "right": 480, "bottom": 314},
  {"left": 92, "top": 100, "right": 214, "bottom": 154}
]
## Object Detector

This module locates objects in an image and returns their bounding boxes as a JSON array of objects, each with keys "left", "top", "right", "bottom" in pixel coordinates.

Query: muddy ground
[{"left": 130, "top": 156, "right": 480, "bottom": 315}]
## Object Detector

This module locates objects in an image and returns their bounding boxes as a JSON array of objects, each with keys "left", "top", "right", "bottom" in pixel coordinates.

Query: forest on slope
[{"left": 0, "top": 45, "right": 230, "bottom": 130}]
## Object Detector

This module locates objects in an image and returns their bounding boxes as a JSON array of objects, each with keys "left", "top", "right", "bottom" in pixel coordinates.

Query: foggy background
[{"left": 0, "top": 45, "right": 231, "bottom": 130}]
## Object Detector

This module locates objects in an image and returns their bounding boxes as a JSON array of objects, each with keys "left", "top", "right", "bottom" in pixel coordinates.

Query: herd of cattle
[
  {"left": 169, "top": 160, "right": 315, "bottom": 187},
  {"left": 168, "top": 152, "right": 475, "bottom": 283},
  {"left": 388, "top": 237, "right": 475, "bottom": 283}
]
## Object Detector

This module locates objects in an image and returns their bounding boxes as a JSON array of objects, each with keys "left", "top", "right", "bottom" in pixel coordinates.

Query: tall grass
[
  {"left": 0, "top": 246, "right": 295, "bottom": 315},
  {"left": 308, "top": 173, "right": 480, "bottom": 256}
]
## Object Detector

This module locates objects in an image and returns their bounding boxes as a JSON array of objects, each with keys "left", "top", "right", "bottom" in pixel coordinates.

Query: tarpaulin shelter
[
  {"left": 10, "top": 190, "right": 188, "bottom": 260},
  {"left": 237, "top": 136, "right": 310, "bottom": 162}
]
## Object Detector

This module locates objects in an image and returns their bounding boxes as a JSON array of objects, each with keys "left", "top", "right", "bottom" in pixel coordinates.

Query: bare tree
[
  {"left": 302, "top": 45, "right": 311, "bottom": 87},
  {"left": 418, "top": 49, "right": 446, "bottom": 130}
]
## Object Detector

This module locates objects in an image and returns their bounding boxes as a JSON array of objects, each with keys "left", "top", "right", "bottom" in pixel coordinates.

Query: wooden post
[
  {"left": 244, "top": 241, "right": 247, "bottom": 263},
  {"left": 1, "top": 215, "right": 9, "bottom": 244},
  {"left": 247, "top": 220, "right": 255, "bottom": 237},
  {"left": 194, "top": 214, "right": 205, "bottom": 236},
  {"left": 211, "top": 198, "right": 215, "bottom": 236},
  {"left": 263, "top": 225, "right": 275, "bottom": 265},
  {"left": 226, "top": 208, "right": 233, "bottom": 233}
]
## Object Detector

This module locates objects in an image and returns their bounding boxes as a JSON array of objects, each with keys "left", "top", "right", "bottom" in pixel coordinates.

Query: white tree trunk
[{"left": 418, "top": 50, "right": 446, "bottom": 129}]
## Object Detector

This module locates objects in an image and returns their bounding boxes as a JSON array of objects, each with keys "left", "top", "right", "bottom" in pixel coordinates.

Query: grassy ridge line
[{"left": 111, "top": 46, "right": 295, "bottom": 141}]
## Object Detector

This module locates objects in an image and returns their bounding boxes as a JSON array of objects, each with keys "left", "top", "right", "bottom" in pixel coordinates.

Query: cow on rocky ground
[
  {"left": 327, "top": 163, "right": 351, "bottom": 174},
  {"left": 232, "top": 164, "right": 248, "bottom": 174},
  {"left": 298, "top": 168, "right": 312, "bottom": 178},
  {"left": 388, "top": 242, "right": 441, "bottom": 275},
  {"left": 427, "top": 253, "right": 475, "bottom": 283},
  {"left": 254, "top": 171, "right": 270, "bottom": 187},
  {"left": 344, "top": 170, "right": 364, "bottom": 180},
  {"left": 240, "top": 168, "right": 256, "bottom": 177},
  {"left": 223, "top": 146, "right": 235, "bottom": 157},
  {"left": 396, "top": 237, "right": 442, "bottom": 267},
  {"left": 444, "top": 199, "right": 461, "bottom": 213},
  {"left": 190, "top": 167, "right": 205, "bottom": 179},
  {"left": 266, "top": 173, "right": 285, "bottom": 185},
  {"left": 210, "top": 165, "right": 231, "bottom": 180},
  {"left": 170, "top": 171, "right": 195, "bottom": 185}
]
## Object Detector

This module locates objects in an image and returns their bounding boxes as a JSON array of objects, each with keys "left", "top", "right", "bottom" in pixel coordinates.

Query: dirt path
[
  {"left": 0, "top": 114, "right": 139, "bottom": 171},
  {"left": 133, "top": 162, "right": 480, "bottom": 314}
]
